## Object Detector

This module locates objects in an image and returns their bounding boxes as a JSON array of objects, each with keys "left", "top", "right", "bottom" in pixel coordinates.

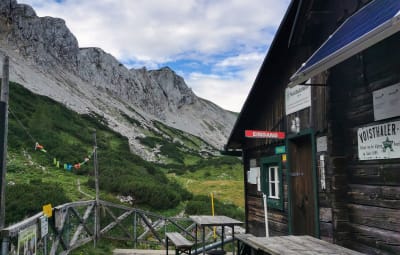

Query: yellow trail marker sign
[{"left": 43, "top": 204, "right": 52, "bottom": 218}]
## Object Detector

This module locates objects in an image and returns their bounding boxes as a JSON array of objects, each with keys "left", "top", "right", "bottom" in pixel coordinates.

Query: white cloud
[
  {"left": 187, "top": 72, "right": 251, "bottom": 112},
  {"left": 187, "top": 52, "right": 266, "bottom": 112},
  {"left": 20, "top": 0, "right": 289, "bottom": 60},
  {"left": 215, "top": 52, "right": 266, "bottom": 70},
  {"left": 19, "top": 0, "right": 290, "bottom": 111}
]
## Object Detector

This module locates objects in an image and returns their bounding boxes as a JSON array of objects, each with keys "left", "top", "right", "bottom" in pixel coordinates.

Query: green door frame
[{"left": 286, "top": 128, "right": 320, "bottom": 237}]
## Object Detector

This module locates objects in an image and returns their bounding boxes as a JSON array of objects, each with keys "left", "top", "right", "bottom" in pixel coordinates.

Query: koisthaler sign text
[{"left": 357, "top": 120, "right": 400, "bottom": 160}]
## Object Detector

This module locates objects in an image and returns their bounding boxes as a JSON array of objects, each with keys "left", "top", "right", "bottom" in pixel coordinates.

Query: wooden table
[
  {"left": 236, "top": 234, "right": 365, "bottom": 255},
  {"left": 190, "top": 215, "right": 243, "bottom": 255}
]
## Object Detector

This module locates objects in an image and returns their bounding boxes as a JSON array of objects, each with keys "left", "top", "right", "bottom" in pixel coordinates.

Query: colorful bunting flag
[
  {"left": 35, "top": 142, "right": 94, "bottom": 173},
  {"left": 35, "top": 142, "right": 47, "bottom": 153}
]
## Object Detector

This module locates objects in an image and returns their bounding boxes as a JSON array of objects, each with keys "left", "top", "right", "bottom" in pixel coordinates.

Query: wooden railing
[{"left": 0, "top": 200, "right": 198, "bottom": 255}]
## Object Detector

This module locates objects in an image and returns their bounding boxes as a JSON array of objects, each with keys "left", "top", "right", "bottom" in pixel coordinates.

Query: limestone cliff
[{"left": 0, "top": 0, "right": 237, "bottom": 160}]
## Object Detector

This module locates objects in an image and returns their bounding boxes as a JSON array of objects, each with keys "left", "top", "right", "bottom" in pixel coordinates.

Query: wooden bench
[{"left": 166, "top": 232, "right": 194, "bottom": 255}]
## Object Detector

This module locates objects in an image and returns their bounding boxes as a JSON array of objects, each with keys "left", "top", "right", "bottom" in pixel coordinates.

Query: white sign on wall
[
  {"left": 357, "top": 120, "right": 400, "bottom": 160},
  {"left": 247, "top": 167, "right": 260, "bottom": 184},
  {"left": 317, "top": 136, "right": 328, "bottom": 152},
  {"left": 373, "top": 83, "right": 400, "bottom": 121},
  {"left": 285, "top": 85, "right": 311, "bottom": 115}
]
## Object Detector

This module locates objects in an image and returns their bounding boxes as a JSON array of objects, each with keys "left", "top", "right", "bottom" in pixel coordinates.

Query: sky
[{"left": 20, "top": 0, "right": 291, "bottom": 112}]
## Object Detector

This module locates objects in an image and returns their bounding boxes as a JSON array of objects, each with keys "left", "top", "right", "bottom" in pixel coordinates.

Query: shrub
[{"left": 6, "top": 181, "right": 70, "bottom": 224}]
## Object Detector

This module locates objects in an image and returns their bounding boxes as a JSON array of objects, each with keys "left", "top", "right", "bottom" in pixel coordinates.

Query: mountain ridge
[{"left": 0, "top": 0, "right": 237, "bottom": 160}]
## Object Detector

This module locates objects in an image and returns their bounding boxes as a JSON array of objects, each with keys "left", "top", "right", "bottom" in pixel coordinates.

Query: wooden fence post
[
  {"left": 0, "top": 55, "right": 10, "bottom": 229},
  {"left": 93, "top": 131, "right": 100, "bottom": 247},
  {"left": 0, "top": 55, "right": 10, "bottom": 254}
]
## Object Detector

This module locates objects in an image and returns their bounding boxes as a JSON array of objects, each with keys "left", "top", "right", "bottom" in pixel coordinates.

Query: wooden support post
[
  {"left": 133, "top": 211, "right": 137, "bottom": 248},
  {"left": 93, "top": 131, "right": 100, "bottom": 247},
  {"left": 0, "top": 55, "right": 10, "bottom": 230}
]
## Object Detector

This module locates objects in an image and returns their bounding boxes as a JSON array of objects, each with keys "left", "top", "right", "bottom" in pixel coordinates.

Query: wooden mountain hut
[{"left": 225, "top": 0, "right": 400, "bottom": 254}]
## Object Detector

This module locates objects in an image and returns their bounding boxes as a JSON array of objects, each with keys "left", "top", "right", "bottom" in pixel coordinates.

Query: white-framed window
[
  {"left": 261, "top": 155, "right": 284, "bottom": 210},
  {"left": 268, "top": 166, "right": 280, "bottom": 199}
]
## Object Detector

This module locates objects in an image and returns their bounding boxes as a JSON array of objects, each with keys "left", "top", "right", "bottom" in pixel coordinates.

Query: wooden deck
[
  {"left": 113, "top": 249, "right": 172, "bottom": 255},
  {"left": 114, "top": 250, "right": 236, "bottom": 255},
  {"left": 236, "top": 234, "right": 365, "bottom": 255}
]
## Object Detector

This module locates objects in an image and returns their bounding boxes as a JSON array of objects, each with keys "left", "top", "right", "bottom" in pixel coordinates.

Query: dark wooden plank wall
[
  {"left": 243, "top": 87, "right": 288, "bottom": 237},
  {"left": 244, "top": 143, "right": 289, "bottom": 237},
  {"left": 329, "top": 33, "right": 400, "bottom": 254},
  {"left": 241, "top": 0, "right": 336, "bottom": 239},
  {"left": 315, "top": 82, "right": 333, "bottom": 241},
  {"left": 241, "top": 0, "right": 381, "bottom": 244},
  {"left": 315, "top": 87, "right": 334, "bottom": 242}
]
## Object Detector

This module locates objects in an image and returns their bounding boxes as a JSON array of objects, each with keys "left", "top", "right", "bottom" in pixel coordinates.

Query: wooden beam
[
  {"left": 138, "top": 212, "right": 164, "bottom": 244},
  {"left": 100, "top": 207, "right": 133, "bottom": 238},
  {"left": 69, "top": 204, "right": 95, "bottom": 247},
  {"left": 0, "top": 55, "right": 9, "bottom": 229},
  {"left": 167, "top": 219, "right": 196, "bottom": 239}
]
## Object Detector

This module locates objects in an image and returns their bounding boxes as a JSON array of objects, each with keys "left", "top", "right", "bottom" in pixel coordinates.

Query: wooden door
[{"left": 288, "top": 135, "right": 317, "bottom": 236}]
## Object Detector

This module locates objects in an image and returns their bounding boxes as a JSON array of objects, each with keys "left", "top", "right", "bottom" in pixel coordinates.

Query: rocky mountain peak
[
  {"left": 0, "top": 0, "right": 237, "bottom": 156},
  {"left": 2, "top": 1, "right": 79, "bottom": 70},
  {"left": 149, "top": 67, "right": 196, "bottom": 108}
]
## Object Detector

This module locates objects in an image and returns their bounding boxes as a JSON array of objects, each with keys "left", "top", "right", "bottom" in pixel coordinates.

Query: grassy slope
[
  {"left": 130, "top": 111, "right": 245, "bottom": 210},
  {"left": 5, "top": 81, "right": 243, "bottom": 224},
  {"left": 172, "top": 159, "right": 244, "bottom": 209}
]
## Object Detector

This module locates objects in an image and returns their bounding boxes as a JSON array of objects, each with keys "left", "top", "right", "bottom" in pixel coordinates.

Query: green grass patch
[{"left": 170, "top": 155, "right": 244, "bottom": 209}]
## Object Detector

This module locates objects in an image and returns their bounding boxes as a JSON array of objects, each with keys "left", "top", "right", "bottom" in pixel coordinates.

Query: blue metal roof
[{"left": 289, "top": 0, "right": 400, "bottom": 87}]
